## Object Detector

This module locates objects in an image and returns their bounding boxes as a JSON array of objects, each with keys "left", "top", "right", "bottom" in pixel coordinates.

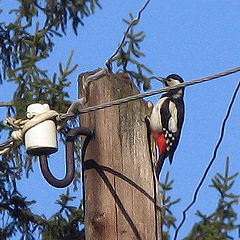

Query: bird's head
[
  {"left": 161, "top": 74, "right": 184, "bottom": 98},
  {"left": 161, "top": 74, "right": 184, "bottom": 87}
]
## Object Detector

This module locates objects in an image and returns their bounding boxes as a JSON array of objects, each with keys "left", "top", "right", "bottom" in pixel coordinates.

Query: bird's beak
[
  {"left": 153, "top": 76, "right": 167, "bottom": 86},
  {"left": 157, "top": 77, "right": 167, "bottom": 85}
]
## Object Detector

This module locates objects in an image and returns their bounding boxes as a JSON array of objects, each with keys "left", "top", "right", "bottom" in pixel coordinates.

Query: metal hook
[{"left": 39, "top": 127, "right": 93, "bottom": 188}]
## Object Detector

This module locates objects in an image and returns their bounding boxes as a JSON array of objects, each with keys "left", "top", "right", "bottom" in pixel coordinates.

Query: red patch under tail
[{"left": 151, "top": 131, "right": 166, "bottom": 154}]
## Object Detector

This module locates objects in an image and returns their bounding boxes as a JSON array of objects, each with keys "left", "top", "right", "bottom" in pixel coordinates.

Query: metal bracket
[{"left": 39, "top": 127, "right": 93, "bottom": 188}]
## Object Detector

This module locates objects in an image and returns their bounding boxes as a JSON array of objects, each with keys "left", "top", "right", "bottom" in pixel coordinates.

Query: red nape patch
[{"left": 151, "top": 132, "right": 166, "bottom": 154}]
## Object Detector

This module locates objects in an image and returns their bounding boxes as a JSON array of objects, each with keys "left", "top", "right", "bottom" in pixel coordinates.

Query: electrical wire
[
  {"left": 1, "top": 66, "right": 240, "bottom": 155},
  {"left": 173, "top": 79, "right": 240, "bottom": 240},
  {"left": 74, "top": 66, "right": 240, "bottom": 115}
]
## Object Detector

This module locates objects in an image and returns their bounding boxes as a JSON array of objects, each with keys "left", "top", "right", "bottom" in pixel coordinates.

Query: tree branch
[
  {"left": 0, "top": 202, "right": 47, "bottom": 226},
  {"left": 0, "top": 101, "right": 14, "bottom": 107}
]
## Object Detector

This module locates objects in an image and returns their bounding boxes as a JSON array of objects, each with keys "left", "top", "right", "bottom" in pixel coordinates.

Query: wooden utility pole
[{"left": 78, "top": 70, "right": 162, "bottom": 240}]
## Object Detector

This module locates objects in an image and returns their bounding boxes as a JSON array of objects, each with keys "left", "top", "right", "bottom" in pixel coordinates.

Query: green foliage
[
  {"left": 1, "top": 0, "right": 101, "bottom": 83},
  {"left": 0, "top": 161, "right": 84, "bottom": 240},
  {"left": 111, "top": 13, "right": 153, "bottom": 91},
  {"left": 0, "top": 50, "right": 80, "bottom": 190},
  {"left": 184, "top": 157, "right": 240, "bottom": 240},
  {"left": 159, "top": 171, "right": 181, "bottom": 240},
  {"left": 0, "top": 1, "right": 101, "bottom": 239},
  {"left": 0, "top": 0, "right": 100, "bottom": 177},
  {"left": 12, "top": 50, "right": 76, "bottom": 119},
  {"left": 1, "top": 19, "right": 79, "bottom": 118},
  {"left": 0, "top": 155, "right": 43, "bottom": 240},
  {"left": 41, "top": 189, "right": 85, "bottom": 240},
  {"left": 10, "top": 0, "right": 101, "bottom": 35}
]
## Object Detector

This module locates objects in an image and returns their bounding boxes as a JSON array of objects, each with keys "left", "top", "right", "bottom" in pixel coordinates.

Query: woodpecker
[{"left": 149, "top": 74, "right": 185, "bottom": 178}]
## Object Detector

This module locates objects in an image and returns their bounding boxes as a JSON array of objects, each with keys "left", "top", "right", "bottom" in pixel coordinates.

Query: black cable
[
  {"left": 174, "top": 80, "right": 240, "bottom": 240},
  {"left": 93, "top": 162, "right": 161, "bottom": 210},
  {"left": 84, "top": 159, "right": 142, "bottom": 240},
  {"left": 80, "top": 129, "right": 94, "bottom": 218},
  {"left": 145, "top": 116, "right": 160, "bottom": 240}
]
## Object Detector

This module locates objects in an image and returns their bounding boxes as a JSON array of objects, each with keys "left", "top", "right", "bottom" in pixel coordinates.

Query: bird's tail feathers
[
  {"left": 156, "top": 155, "right": 165, "bottom": 179},
  {"left": 169, "top": 154, "right": 174, "bottom": 164}
]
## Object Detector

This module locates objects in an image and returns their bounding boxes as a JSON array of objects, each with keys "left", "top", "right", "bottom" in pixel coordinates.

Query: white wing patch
[
  {"left": 168, "top": 101, "right": 178, "bottom": 133},
  {"left": 150, "top": 97, "right": 168, "bottom": 132}
]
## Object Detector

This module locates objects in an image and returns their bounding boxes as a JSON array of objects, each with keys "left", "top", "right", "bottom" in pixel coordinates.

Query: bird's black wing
[{"left": 168, "top": 98, "right": 185, "bottom": 163}]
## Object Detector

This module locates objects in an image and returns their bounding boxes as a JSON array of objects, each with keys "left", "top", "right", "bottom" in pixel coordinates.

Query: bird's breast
[{"left": 149, "top": 97, "right": 168, "bottom": 132}]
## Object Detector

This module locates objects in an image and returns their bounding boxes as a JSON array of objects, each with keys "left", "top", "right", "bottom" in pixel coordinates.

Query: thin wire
[
  {"left": 75, "top": 66, "right": 240, "bottom": 115},
  {"left": 173, "top": 79, "right": 240, "bottom": 240},
  {"left": 106, "top": 0, "right": 151, "bottom": 65}
]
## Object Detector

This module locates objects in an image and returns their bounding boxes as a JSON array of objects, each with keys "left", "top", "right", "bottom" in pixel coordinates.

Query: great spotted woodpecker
[{"left": 149, "top": 74, "right": 185, "bottom": 178}]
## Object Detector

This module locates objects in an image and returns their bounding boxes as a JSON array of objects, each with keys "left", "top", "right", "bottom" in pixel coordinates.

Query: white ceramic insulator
[{"left": 24, "top": 103, "right": 58, "bottom": 155}]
